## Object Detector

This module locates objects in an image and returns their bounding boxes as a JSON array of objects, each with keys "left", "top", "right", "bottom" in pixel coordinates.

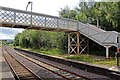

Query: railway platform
[{"left": 0, "top": 47, "right": 15, "bottom": 80}]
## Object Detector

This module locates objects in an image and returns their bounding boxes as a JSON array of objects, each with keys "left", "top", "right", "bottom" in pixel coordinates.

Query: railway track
[
  {"left": 3, "top": 46, "right": 114, "bottom": 80},
  {"left": 4, "top": 46, "right": 87, "bottom": 80},
  {"left": 2, "top": 47, "right": 42, "bottom": 80},
  {"left": 13, "top": 49, "right": 87, "bottom": 80}
]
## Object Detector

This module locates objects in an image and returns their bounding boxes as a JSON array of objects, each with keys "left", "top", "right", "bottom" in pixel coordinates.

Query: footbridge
[{"left": 0, "top": 6, "right": 118, "bottom": 58}]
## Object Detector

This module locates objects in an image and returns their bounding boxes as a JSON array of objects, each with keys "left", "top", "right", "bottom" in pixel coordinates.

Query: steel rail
[
  {"left": 5, "top": 46, "right": 71, "bottom": 80},
  {"left": 10, "top": 47, "right": 91, "bottom": 80},
  {"left": 15, "top": 48, "right": 120, "bottom": 79},
  {"left": 2, "top": 48, "right": 20, "bottom": 80},
  {"left": 3, "top": 47, "right": 43, "bottom": 80}
]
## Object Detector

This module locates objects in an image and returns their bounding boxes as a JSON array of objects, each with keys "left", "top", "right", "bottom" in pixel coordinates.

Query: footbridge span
[{"left": 0, "top": 6, "right": 118, "bottom": 58}]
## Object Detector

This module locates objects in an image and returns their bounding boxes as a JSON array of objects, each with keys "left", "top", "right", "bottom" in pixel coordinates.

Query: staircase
[{"left": 78, "top": 22, "right": 118, "bottom": 47}]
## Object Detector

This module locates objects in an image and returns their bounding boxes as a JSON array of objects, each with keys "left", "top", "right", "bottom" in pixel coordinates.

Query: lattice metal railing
[
  {"left": 0, "top": 6, "right": 78, "bottom": 30},
  {"left": 0, "top": 6, "right": 118, "bottom": 47}
]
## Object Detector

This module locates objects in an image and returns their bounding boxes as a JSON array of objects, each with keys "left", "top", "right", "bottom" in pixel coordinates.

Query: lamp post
[
  {"left": 97, "top": 18, "right": 99, "bottom": 28},
  {"left": 97, "top": 2, "right": 102, "bottom": 28},
  {"left": 116, "top": 33, "right": 120, "bottom": 67},
  {"left": 26, "top": 1, "right": 33, "bottom": 26},
  {"left": 26, "top": 1, "right": 33, "bottom": 12}
]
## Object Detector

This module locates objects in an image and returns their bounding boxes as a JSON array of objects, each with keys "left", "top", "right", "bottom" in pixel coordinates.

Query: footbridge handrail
[{"left": 0, "top": 6, "right": 78, "bottom": 31}]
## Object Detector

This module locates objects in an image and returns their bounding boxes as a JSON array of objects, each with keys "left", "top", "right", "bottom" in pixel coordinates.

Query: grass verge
[{"left": 65, "top": 55, "right": 117, "bottom": 67}]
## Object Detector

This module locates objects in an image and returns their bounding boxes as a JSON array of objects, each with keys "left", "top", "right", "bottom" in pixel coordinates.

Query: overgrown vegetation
[
  {"left": 16, "top": 46, "right": 65, "bottom": 57},
  {"left": 59, "top": 2, "right": 120, "bottom": 31},
  {"left": 65, "top": 55, "right": 117, "bottom": 67},
  {"left": 14, "top": 30, "right": 68, "bottom": 53},
  {"left": 1, "top": 40, "right": 13, "bottom": 46}
]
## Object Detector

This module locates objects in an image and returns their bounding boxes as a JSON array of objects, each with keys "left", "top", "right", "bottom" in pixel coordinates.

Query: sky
[
  {"left": 0, "top": 27, "right": 24, "bottom": 40},
  {"left": 0, "top": 0, "right": 119, "bottom": 39},
  {"left": 0, "top": 0, "right": 80, "bottom": 39}
]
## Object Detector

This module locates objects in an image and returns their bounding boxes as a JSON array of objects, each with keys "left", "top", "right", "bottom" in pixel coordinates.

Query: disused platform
[{"left": 0, "top": 47, "right": 15, "bottom": 80}]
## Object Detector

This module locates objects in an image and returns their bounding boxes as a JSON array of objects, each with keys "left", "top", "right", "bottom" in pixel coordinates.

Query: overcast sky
[
  {"left": 0, "top": 0, "right": 119, "bottom": 39},
  {"left": 0, "top": 27, "right": 24, "bottom": 39}
]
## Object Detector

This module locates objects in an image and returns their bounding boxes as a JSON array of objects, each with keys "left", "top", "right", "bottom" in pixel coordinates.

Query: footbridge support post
[
  {"left": 105, "top": 46, "right": 111, "bottom": 59},
  {"left": 68, "top": 32, "right": 80, "bottom": 54},
  {"left": 106, "top": 47, "right": 109, "bottom": 59},
  {"left": 68, "top": 32, "right": 89, "bottom": 54}
]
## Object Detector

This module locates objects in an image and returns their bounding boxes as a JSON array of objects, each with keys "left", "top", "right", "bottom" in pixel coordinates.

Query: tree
[
  {"left": 14, "top": 33, "right": 21, "bottom": 46},
  {"left": 14, "top": 29, "right": 68, "bottom": 53},
  {"left": 59, "top": 2, "right": 120, "bottom": 31}
]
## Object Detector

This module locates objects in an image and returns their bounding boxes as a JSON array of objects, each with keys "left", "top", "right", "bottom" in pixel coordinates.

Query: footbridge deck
[{"left": 0, "top": 6, "right": 118, "bottom": 58}]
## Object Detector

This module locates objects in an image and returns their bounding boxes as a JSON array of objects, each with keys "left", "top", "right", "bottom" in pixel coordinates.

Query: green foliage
[
  {"left": 14, "top": 30, "right": 68, "bottom": 53},
  {"left": 66, "top": 54, "right": 117, "bottom": 67},
  {"left": 19, "top": 30, "right": 31, "bottom": 48},
  {"left": 66, "top": 55, "right": 94, "bottom": 63},
  {"left": 2, "top": 40, "right": 13, "bottom": 46},
  {"left": 2, "top": 40, "right": 7, "bottom": 45},
  {"left": 35, "top": 48, "right": 63, "bottom": 56},
  {"left": 59, "top": 2, "right": 120, "bottom": 31},
  {"left": 14, "top": 33, "right": 21, "bottom": 46}
]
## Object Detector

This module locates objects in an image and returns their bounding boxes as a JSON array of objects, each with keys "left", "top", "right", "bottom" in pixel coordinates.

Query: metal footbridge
[{"left": 0, "top": 6, "right": 118, "bottom": 58}]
